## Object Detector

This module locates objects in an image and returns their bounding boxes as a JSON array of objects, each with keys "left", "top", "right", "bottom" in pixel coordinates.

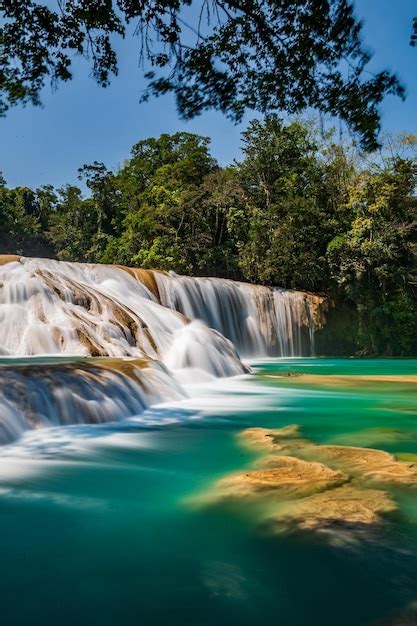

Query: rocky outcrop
[
  {"left": 241, "top": 426, "right": 417, "bottom": 488},
  {"left": 196, "top": 423, "right": 417, "bottom": 539},
  {"left": 210, "top": 455, "right": 348, "bottom": 501},
  {"left": 276, "top": 484, "right": 395, "bottom": 532},
  {"left": 0, "top": 254, "right": 21, "bottom": 266}
]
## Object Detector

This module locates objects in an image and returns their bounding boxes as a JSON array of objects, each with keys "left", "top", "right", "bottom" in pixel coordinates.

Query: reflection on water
[{"left": 0, "top": 358, "right": 416, "bottom": 626}]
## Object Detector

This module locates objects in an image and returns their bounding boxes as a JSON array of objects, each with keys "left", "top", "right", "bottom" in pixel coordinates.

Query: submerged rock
[
  {"left": 196, "top": 423, "right": 417, "bottom": 540},
  {"left": 274, "top": 484, "right": 395, "bottom": 533},
  {"left": 240, "top": 426, "right": 417, "bottom": 487},
  {"left": 330, "top": 427, "right": 415, "bottom": 448},
  {"left": 211, "top": 455, "right": 347, "bottom": 501}
]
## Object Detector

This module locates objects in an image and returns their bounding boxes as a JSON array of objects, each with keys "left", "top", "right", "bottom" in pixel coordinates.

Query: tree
[
  {"left": 231, "top": 117, "right": 337, "bottom": 289},
  {"left": 35, "top": 184, "right": 58, "bottom": 230},
  {"left": 0, "top": 0, "right": 404, "bottom": 150},
  {"left": 0, "top": 180, "right": 55, "bottom": 256},
  {"left": 78, "top": 161, "right": 124, "bottom": 236},
  {"left": 326, "top": 154, "right": 417, "bottom": 354},
  {"left": 47, "top": 185, "right": 99, "bottom": 261},
  {"left": 196, "top": 167, "right": 244, "bottom": 277},
  {"left": 110, "top": 132, "right": 218, "bottom": 272}
]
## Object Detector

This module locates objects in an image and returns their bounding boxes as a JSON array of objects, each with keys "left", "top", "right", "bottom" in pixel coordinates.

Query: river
[{"left": 0, "top": 357, "right": 416, "bottom": 626}]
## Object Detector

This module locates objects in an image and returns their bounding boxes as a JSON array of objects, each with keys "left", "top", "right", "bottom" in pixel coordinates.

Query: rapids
[{"left": 1, "top": 358, "right": 417, "bottom": 626}]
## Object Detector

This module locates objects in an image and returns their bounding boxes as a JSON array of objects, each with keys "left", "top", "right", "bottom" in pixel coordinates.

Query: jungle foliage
[{"left": 1, "top": 118, "right": 416, "bottom": 355}]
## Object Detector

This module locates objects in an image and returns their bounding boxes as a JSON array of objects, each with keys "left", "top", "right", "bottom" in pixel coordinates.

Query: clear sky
[{"left": 1, "top": 0, "right": 415, "bottom": 191}]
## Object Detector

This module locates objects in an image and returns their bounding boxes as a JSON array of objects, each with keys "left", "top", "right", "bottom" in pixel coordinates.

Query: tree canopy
[
  {"left": 0, "top": 0, "right": 407, "bottom": 149},
  {"left": 1, "top": 118, "right": 416, "bottom": 354}
]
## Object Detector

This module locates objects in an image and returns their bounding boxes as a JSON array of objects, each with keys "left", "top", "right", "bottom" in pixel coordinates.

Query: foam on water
[{"left": 0, "top": 368, "right": 281, "bottom": 477}]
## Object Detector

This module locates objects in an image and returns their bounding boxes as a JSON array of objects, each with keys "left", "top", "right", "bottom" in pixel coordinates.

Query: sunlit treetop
[{"left": 0, "top": 1, "right": 410, "bottom": 150}]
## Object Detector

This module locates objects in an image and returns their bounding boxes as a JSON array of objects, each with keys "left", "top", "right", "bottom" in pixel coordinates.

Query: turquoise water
[{"left": 1, "top": 358, "right": 417, "bottom": 626}]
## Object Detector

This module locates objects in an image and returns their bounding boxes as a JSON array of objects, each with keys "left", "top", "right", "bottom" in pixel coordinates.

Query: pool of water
[{"left": 0, "top": 358, "right": 417, "bottom": 626}]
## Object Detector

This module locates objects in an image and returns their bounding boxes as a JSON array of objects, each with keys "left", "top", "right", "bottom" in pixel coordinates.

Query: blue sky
[{"left": 1, "top": 0, "right": 416, "bottom": 191}]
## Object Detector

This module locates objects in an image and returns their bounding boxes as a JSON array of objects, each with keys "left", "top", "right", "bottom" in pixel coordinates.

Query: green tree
[
  {"left": 196, "top": 167, "right": 245, "bottom": 277},
  {"left": 0, "top": 182, "right": 52, "bottom": 255},
  {"left": 231, "top": 117, "right": 337, "bottom": 289},
  {"left": 110, "top": 132, "right": 218, "bottom": 272},
  {"left": 326, "top": 154, "right": 417, "bottom": 354},
  {"left": 35, "top": 184, "right": 58, "bottom": 230},
  {"left": 47, "top": 185, "right": 97, "bottom": 261},
  {"left": 77, "top": 162, "right": 121, "bottom": 235}
]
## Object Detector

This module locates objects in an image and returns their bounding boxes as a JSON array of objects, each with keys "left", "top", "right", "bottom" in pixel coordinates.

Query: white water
[
  {"left": 0, "top": 358, "right": 184, "bottom": 445},
  {"left": 0, "top": 258, "right": 245, "bottom": 377},
  {"left": 155, "top": 271, "right": 317, "bottom": 356},
  {"left": 0, "top": 257, "right": 322, "bottom": 443}
]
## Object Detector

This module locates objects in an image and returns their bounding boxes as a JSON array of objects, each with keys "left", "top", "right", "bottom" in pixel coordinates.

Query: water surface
[{"left": 1, "top": 358, "right": 417, "bottom": 626}]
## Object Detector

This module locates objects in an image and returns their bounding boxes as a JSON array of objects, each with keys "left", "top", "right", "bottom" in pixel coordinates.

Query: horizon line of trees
[{"left": 1, "top": 117, "right": 416, "bottom": 355}]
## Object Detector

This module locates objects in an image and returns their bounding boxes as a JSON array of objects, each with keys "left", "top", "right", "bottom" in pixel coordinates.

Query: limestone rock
[
  {"left": 309, "top": 445, "right": 417, "bottom": 487},
  {"left": 275, "top": 484, "right": 396, "bottom": 532},
  {"left": 239, "top": 425, "right": 300, "bottom": 451},
  {"left": 212, "top": 455, "right": 348, "bottom": 501},
  {"left": 0, "top": 254, "right": 21, "bottom": 266},
  {"left": 240, "top": 426, "right": 417, "bottom": 487}
]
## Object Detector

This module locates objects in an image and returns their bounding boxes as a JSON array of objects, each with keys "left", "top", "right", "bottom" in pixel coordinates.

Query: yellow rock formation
[
  {"left": 0, "top": 254, "right": 21, "bottom": 266},
  {"left": 196, "top": 423, "right": 417, "bottom": 537}
]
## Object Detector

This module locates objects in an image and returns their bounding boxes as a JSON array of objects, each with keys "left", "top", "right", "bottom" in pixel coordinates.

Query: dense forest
[{"left": 1, "top": 117, "right": 416, "bottom": 356}]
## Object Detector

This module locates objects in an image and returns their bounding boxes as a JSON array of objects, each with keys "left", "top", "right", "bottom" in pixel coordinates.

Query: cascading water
[
  {"left": 154, "top": 271, "right": 320, "bottom": 357},
  {"left": 0, "top": 257, "right": 245, "bottom": 376},
  {"left": 0, "top": 357, "right": 184, "bottom": 445},
  {"left": 0, "top": 256, "right": 324, "bottom": 443}
]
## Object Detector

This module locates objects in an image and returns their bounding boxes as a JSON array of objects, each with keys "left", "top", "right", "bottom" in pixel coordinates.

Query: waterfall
[
  {"left": 0, "top": 257, "right": 321, "bottom": 362},
  {"left": 0, "top": 257, "right": 246, "bottom": 378},
  {"left": 0, "top": 358, "right": 184, "bottom": 445},
  {"left": 0, "top": 256, "right": 324, "bottom": 443},
  {"left": 154, "top": 272, "right": 320, "bottom": 357}
]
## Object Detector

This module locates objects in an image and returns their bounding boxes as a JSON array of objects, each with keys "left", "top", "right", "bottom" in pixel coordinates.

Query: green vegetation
[{"left": 1, "top": 118, "right": 416, "bottom": 356}]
